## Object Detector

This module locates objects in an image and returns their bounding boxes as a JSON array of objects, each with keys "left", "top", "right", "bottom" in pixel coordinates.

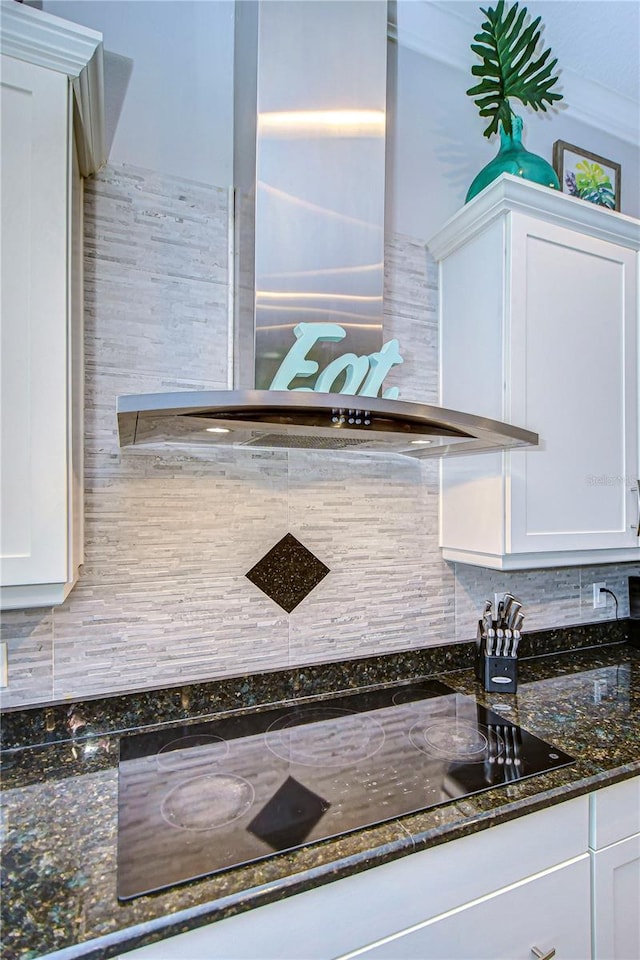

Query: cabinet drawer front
[{"left": 344, "top": 855, "right": 591, "bottom": 960}]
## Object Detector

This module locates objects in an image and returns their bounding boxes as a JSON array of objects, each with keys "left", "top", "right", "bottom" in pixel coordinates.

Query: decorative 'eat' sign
[{"left": 269, "top": 323, "right": 403, "bottom": 399}]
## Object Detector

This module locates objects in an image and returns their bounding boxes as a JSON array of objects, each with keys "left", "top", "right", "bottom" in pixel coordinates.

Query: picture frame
[{"left": 553, "top": 140, "right": 621, "bottom": 211}]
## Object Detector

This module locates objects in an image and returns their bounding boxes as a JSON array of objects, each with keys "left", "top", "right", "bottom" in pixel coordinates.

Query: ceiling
[
  {"left": 413, "top": 1, "right": 640, "bottom": 104},
  {"left": 530, "top": 1, "right": 639, "bottom": 103},
  {"left": 444, "top": 0, "right": 640, "bottom": 103},
  {"left": 396, "top": 1, "right": 639, "bottom": 143}
]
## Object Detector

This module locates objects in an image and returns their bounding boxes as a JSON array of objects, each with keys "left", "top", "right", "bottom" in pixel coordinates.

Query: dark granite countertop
[{"left": 1, "top": 631, "right": 639, "bottom": 960}]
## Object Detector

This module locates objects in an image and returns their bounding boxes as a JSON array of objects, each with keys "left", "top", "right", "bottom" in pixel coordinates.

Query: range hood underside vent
[{"left": 117, "top": 390, "right": 538, "bottom": 459}]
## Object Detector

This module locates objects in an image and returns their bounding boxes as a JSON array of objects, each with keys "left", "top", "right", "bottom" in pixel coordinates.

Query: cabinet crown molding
[
  {"left": 0, "top": 2, "right": 105, "bottom": 174},
  {"left": 428, "top": 175, "right": 640, "bottom": 262},
  {"left": 1, "top": 2, "right": 100, "bottom": 77}
]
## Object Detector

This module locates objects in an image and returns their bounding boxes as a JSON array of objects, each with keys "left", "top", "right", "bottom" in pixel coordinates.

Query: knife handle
[
  {"left": 506, "top": 600, "right": 522, "bottom": 630},
  {"left": 504, "top": 628, "right": 513, "bottom": 656}
]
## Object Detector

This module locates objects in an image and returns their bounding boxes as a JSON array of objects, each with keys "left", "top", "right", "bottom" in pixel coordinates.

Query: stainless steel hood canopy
[
  {"left": 117, "top": 389, "right": 537, "bottom": 457},
  {"left": 117, "top": 1, "right": 537, "bottom": 460}
]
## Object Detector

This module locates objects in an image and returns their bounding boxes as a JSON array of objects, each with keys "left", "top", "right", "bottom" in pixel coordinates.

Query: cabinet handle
[
  {"left": 636, "top": 481, "right": 640, "bottom": 537},
  {"left": 531, "top": 948, "right": 556, "bottom": 960}
]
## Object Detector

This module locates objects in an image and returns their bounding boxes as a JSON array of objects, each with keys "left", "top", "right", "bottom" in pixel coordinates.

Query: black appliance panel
[{"left": 117, "top": 680, "right": 573, "bottom": 899}]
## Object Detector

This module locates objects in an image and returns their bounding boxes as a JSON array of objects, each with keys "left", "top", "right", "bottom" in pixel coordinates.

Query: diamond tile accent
[{"left": 245, "top": 533, "right": 330, "bottom": 613}]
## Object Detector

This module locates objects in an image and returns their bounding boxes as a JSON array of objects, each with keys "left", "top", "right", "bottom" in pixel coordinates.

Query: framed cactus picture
[{"left": 553, "top": 141, "right": 621, "bottom": 211}]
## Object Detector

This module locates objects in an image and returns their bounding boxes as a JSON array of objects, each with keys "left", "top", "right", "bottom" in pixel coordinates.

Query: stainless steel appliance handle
[
  {"left": 531, "top": 947, "right": 556, "bottom": 960},
  {"left": 636, "top": 480, "right": 640, "bottom": 537}
]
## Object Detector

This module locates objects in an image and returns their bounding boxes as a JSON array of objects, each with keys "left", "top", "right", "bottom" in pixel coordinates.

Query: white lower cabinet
[
  {"left": 120, "top": 796, "right": 591, "bottom": 960},
  {"left": 348, "top": 856, "right": 590, "bottom": 960},
  {"left": 592, "top": 837, "right": 640, "bottom": 960},
  {"left": 590, "top": 780, "right": 640, "bottom": 960}
]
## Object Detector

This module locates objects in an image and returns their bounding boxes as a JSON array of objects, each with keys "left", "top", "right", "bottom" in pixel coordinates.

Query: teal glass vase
[{"left": 465, "top": 115, "right": 559, "bottom": 203}]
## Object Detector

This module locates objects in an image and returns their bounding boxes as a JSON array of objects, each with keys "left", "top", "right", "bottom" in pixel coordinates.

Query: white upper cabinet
[
  {"left": 0, "top": 4, "right": 105, "bottom": 608},
  {"left": 431, "top": 175, "right": 640, "bottom": 570}
]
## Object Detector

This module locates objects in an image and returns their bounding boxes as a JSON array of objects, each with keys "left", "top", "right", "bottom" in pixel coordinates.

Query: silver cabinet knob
[{"left": 531, "top": 948, "right": 556, "bottom": 960}]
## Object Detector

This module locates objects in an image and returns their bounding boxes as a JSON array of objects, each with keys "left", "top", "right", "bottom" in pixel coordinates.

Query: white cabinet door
[
  {"left": 508, "top": 216, "right": 638, "bottom": 556},
  {"left": 342, "top": 855, "right": 591, "bottom": 960},
  {"left": 590, "top": 779, "right": 640, "bottom": 960},
  {"left": 435, "top": 176, "right": 640, "bottom": 570},
  {"left": 0, "top": 55, "right": 72, "bottom": 605},
  {"left": 592, "top": 835, "right": 640, "bottom": 960},
  {"left": 590, "top": 779, "right": 640, "bottom": 851}
]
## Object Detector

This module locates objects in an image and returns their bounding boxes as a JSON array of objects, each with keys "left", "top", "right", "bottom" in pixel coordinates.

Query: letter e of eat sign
[{"left": 269, "top": 322, "right": 403, "bottom": 399}]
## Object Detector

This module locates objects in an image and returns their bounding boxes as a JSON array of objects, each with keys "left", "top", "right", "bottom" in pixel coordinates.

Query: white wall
[
  {"left": 44, "top": 0, "right": 639, "bottom": 239},
  {"left": 388, "top": 1, "right": 640, "bottom": 239},
  {"left": 389, "top": 43, "right": 640, "bottom": 239},
  {"left": 44, "top": 0, "right": 235, "bottom": 186}
]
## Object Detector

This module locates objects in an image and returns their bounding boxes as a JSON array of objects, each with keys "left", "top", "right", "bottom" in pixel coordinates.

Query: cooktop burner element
[
  {"left": 117, "top": 680, "right": 574, "bottom": 900},
  {"left": 391, "top": 683, "right": 442, "bottom": 707},
  {"left": 156, "top": 734, "right": 229, "bottom": 771},
  {"left": 161, "top": 773, "right": 255, "bottom": 832},
  {"left": 410, "top": 719, "right": 499, "bottom": 761}
]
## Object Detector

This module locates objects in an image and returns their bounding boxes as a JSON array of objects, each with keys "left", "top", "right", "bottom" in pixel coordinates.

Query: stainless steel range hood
[
  {"left": 117, "top": 1, "right": 537, "bottom": 459},
  {"left": 117, "top": 389, "right": 537, "bottom": 456}
]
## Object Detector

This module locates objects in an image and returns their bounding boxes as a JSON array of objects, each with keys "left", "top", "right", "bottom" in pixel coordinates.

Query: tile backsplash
[{"left": 1, "top": 164, "right": 637, "bottom": 708}]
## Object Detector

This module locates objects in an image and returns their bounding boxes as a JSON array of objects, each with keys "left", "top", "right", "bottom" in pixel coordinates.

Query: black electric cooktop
[{"left": 117, "top": 680, "right": 573, "bottom": 900}]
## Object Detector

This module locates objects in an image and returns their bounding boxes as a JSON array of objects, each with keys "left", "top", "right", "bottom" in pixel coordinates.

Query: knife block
[
  {"left": 479, "top": 654, "right": 518, "bottom": 693},
  {"left": 475, "top": 621, "right": 518, "bottom": 693}
]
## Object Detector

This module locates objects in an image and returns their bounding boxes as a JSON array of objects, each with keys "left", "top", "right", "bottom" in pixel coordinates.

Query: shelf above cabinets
[{"left": 431, "top": 175, "right": 640, "bottom": 570}]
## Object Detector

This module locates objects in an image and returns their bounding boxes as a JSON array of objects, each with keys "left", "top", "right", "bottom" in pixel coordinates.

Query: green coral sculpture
[{"left": 467, "top": 0, "right": 563, "bottom": 138}]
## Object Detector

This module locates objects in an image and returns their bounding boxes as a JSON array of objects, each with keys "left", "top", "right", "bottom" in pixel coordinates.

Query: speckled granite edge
[
  {"left": 35, "top": 762, "right": 640, "bottom": 960},
  {"left": 0, "top": 641, "right": 473, "bottom": 751},
  {"left": 0, "top": 619, "right": 629, "bottom": 751},
  {"left": 36, "top": 832, "right": 421, "bottom": 960},
  {"left": 516, "top": 618, "right": 629, "bottom": 659}
]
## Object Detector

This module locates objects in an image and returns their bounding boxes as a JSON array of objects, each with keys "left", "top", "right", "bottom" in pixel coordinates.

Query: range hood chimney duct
[
  {"left": 233, "top": 0, "right": 387, "bottom": 393},
  {"left": 117, "top": 0, "right": 538, "bottom": 459}
]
